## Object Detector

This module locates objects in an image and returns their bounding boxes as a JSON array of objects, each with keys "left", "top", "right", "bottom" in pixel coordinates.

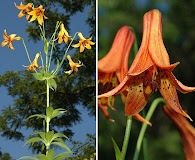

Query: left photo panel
[{"left": 0, "top": 0, "right": 96, "bottom": 159}]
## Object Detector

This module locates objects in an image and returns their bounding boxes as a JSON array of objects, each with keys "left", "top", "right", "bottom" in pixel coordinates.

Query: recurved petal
[
  {"left": 88, "top": 40, "right": 95, "bottom": 45},
  {"left": 98, "top": 75, "right": 129, "bottom": 98},
  {"left": 98, "top": 101, "right": 114, "bottom": 122},
  {"left": 163, "top": 105, "right": 195, "bottom": 160},
  {"left": 72, "top": 43, "right": 80, "bottom": 48},
  {"left": 133, "top": 114, "right": 152, "bottom": 126},
  {"left": 98, "top": 26, "right": 135, "bottom": 73},
  {"left": 169, "top": 72, "right": 195, "bottom": 94},
  {"left": 159, "top": 77, "right": 192, "bottom": 121},
  {"left": 78, "top": 32, "right": 86, "bottom": 40},
  {"left": 1, "top": 41, "right": 7, "bottom": 47},
  {"left": 85, "top": 44, "right": 92, "bottom": 50}
]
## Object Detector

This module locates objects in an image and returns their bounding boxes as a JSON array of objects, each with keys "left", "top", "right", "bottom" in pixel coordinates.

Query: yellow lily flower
[
  {"left": 57, "top": 23, "right": 71, "bottom": 44},
  {"left": 65, "top": 55, "right": 83, "bottom": 75},
  {"left": 14, "top": 2, "right": 33, "bottom": 20},
  {"left": 1, "top": 30, "right": 21, "bottom": 50},
  {"left": 72, "top": 32, "right": 95, "bottom": 53},
  {"left": 28, "top": 5, "right": 48, "bottom": 25},
  {"left": 24, "top": 53, "right": 41, "bottom": 71}
]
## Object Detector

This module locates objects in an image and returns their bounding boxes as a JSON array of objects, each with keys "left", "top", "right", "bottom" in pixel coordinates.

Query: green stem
[
  {"left": 133, "top": 98, "right": 165, "bottom": 160},
  {"left": 46, "top": 79, "right": 50, "bottom": 132},
  {"left": 143, "top": 138, "right": 148, "bottom": 160},
  {"left": 121, "top": 116, "right": 133, "bottom": 160},
  {"left": 46, "top": 80, "right": 50, "bottom": 108},
  {"left": 48, "top": 21, "right": 61, "bottom": 71},
  {"left": 21, "top": 38, "right": 31, "bottom": 63},
  {"left": 53, "top": 32, "right": 79, "bottom": 75}
]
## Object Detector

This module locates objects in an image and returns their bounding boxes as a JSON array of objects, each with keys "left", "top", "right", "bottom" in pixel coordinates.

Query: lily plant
[
  {"left": 98, "top": 9, "right": 195, "bottom": 160},
  {"left": 1, "top": 2, "right": 95, "bottom": 160}
]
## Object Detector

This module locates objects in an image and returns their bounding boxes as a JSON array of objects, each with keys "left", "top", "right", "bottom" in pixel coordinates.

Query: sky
[{"left": 0, "top": 1, "right": 96, "bottom": 159}]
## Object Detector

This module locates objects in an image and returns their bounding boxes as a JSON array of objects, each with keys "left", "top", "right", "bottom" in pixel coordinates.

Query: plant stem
[
  {"left": 133, "top": 98, "right": 165, "bottom": 160},
  {"left": 46, "top": 80, "right": 50, "bottom": 151},
  {"left": 21, "top": 38, "right": 31, "bottom": 63},
  {"left": 121, "top": 116, "right": 133, "bottom": 160},
  {"left": 53, "top": 32, "right": 79, "bottom": 75},
  {"left": 46, "top": 80, "right": 50, "bottom": 133}
]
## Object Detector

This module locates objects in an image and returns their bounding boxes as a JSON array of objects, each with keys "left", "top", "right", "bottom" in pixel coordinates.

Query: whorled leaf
[
  {"left": 48, "top": 78, "right": 57, "bottom": 91},
  {"left": 54, "top": 151, "right": 72, "bottom": 160}
]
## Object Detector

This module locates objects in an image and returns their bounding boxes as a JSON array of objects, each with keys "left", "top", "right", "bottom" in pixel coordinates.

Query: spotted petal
[{"left": 159, "top": 71, "right": 192, "bottom": 120}]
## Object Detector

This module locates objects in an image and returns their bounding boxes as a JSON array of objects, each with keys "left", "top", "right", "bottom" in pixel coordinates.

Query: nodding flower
[{"left": 99, "top": 9, "right": 195, "bottom": 122}]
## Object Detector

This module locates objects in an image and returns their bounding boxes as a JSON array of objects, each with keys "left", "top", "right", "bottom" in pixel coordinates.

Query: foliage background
[{"left": 98, "top": 0, "right": 195, "bottom": 159}]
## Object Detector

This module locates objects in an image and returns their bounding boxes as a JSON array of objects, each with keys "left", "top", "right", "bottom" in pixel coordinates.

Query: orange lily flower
[
  {"left": 65, "top": 55, "right": 83, "bottom": 75},
  {"left": 98, "top": 26, "right": 134, "bottom": 121},
  {"left": 24, "top": 53, "right": 41, "bottom": 71},
  {"left": 163, "top": 105, "right": 195, "bottom": 160},
  {"left": 98, "top": 26, "right": 151, "bottom": 125},
  {"left": 99, "top": 9, "right": 195, "bottom": 121},
  {"left": 14, "top": 2, "right": 33, "bottom": 20},
  {"left": 72, "top": 32, "right": 95, "bottom": 53},
  {"left": 28, "top": 5, "right": 48, "bottom": 25},
  {"left": 57, "top": 23, "right": 71, "bottom": 44},
  {"left": 1, "top": 29, "right": 21, "bottom": 50}
]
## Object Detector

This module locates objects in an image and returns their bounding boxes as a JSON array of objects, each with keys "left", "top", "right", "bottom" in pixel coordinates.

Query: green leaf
[
  {"left": 54, "top": 151, "right": 72, "bottom": 160},
  {"left": 51, "top": 141, "right": 71, "bottom": 152},
  {"left": 19, "top": 156, "right": 39, "bottom": 160},
  {"left": 52, "top": 108, "right": 67, "bottom": 118},
  {"left": 51, "top": 133, "right": 69, "bottom": 142},
  {"left": 44, "top": 40, "right": 49, "bottom": 55},
  {"left": 46, "top": 149, "right": 55, "bottom": 160},
  {"left": 48, "top": 78, "right": 57, "bottom": 91},
  {"left": 112, "top": 137, "right": 121, "bottom": 160},
  {"left": 32, "top": 72, "right": 46, "bottom": 81},
  {"left": 24, "top": 137, "right": 45, "bottom": 146},
  {"left": 46, "top": 131, "right": 55, "bottom": 143},
  {"left": 46, "top": 107, "right": 66, "bottom": 122},
  {"left": 38, "top": 132, "right": 46, "bottom": 141},
  {"left": 46, "top": 107, "right": 54, "bottom": 122},
  {"left": 37, "top": 154, "right": 46, "bottom": 160},
  {"left": 27, "top": 114, "right": 46, "bottom": 121}
]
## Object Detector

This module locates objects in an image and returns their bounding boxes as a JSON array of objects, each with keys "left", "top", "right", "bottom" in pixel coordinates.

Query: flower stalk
[
  {"left": 133, "top": 98, "right": 165, "bottom": 160},
  {"left": 121, "top": 116, "right": 133, "bottom": 160}
]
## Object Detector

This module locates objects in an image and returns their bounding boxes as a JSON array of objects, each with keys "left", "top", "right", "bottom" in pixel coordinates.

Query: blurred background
[{"left": 98, "top": 0, "right": 195, "bottom": 159}]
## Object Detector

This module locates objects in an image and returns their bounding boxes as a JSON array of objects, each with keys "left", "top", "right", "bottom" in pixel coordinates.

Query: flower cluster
[
  {"left": 1, "top": 2, "right": 95, "bottom": 75},
  {"left": 98, "top": 9, "right": 195, "bottom": 124},
  {"left": 15, "top": 2, "right": 48, "bottom": 25}
]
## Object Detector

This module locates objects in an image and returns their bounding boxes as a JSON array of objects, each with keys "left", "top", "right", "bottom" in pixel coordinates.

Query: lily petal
[
  {"left": 98, "top": 26, "right": 135, "bottom": 78},
  {"left": 133, "top": 114, "right": 152, "bottom": 126},
  {"left": 163, "top": 105, "right": 195, "bottom": 160},
  {"left": 169, "top": 72, "right": 195, "bottom": 94},
  {"left": 159, "top": 73, "right": 192, "bottom": 120},
  {"left": 125, "top": 73, "right": 151, "bottom": 115}
]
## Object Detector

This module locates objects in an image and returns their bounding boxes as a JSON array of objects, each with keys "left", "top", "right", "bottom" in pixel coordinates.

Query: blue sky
[{"left": 0, "top": 1, "right": 96, "bottom": 159}]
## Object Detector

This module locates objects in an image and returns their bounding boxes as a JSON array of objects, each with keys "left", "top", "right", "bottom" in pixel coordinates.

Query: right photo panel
[{"left": 98, "top": 1, "right": 195, "bottom": 159}]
